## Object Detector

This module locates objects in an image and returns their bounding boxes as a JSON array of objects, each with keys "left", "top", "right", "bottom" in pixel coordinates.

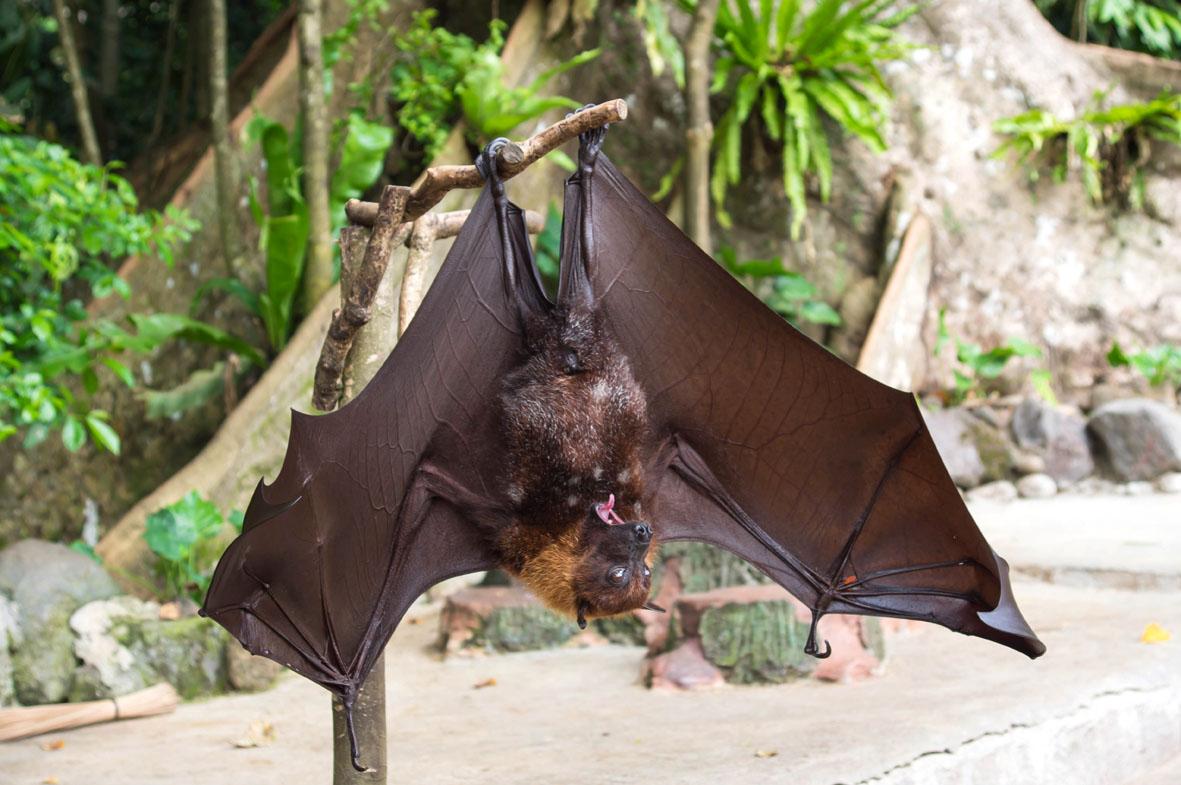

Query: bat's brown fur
[{"left": 494, "top": 304, "right": 656, "bottom": 621}]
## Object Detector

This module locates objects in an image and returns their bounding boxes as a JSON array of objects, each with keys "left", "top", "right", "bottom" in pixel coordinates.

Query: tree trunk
[
  {"left": 207, "top": 0, "right": 245, "bottom": 276},
  {"left": 51, "top": 0, "right": 102, "bottom": 165},
  {"left": 683, "top": 0, "right": 720, "bottom": 255},
  {"left": 298, "top": 0, "right": 334, "bottom": 311},
  {"left": 99, "top": 0, "right": 120, "bottom": 98}
]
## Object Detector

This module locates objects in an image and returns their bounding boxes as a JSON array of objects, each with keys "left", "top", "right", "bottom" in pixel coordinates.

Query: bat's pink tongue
[{"left": 595, "top": 493, "right": 627, "bottom": 525}]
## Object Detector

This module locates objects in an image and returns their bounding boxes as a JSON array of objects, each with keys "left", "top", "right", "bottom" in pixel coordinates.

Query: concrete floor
[{"left": 3, "top": 494, "right": 1179, "bottom": 785}]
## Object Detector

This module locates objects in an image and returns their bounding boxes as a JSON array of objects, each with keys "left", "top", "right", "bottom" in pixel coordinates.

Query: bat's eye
[{"left": 607, "top": 566, "right": 628, "bottom": 585}]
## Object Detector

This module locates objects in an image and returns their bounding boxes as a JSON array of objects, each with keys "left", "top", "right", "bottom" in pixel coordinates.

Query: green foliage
[
  {"left": 195, "top": 111, "right": 391, "bottom": 355},
  {"left": 716, "top": 248, "right": 842, "bottom": 328},
  {"left": 708, "top": 0, "right": 918, "bottom": 238},
  {"left": 1108, "top": 341, "right": 1181, "bottom": 387},
  {"left": 389, "top": 10, "right": 599, "bottom": 157},
  {"left": 935, "top": 309, "right": 1045, "bottom": 405},
  {"left": 1, "top": 0, "right": 287, "bottom": 163},
  {"left": 993, "top": 90, "right": 1181, "bottom": 208},
  {"left": 144, "top": 491, "right": 242, "bottom": 603},
  {"left": 635, "top": 0, "right": 686, "bottom": 88},
  {"left": 1036, "top": 0, "right": 1181, "bottom": 58},
  {"left": 532, "top": 203, "right": 564, "bottom": 294},
  {"left": 0, "top": 130, "right": 206, "bottom": 452},
  {"left": 458, "top": 44, "right": 601, "bottom": 141}
]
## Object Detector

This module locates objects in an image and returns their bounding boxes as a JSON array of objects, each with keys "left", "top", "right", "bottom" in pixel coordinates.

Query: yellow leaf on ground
[
  {"left": 232, "top": 720, "right": 277, "bottom": 748},
  {"left": 1141, "top": 623, "right": 1171, "bottom": 644},
  {"left": 755, "top": 749, "right": 778, "bottom": 758},
  {"left": 473, "top": 677, "right": 497, "bottom": 689}
]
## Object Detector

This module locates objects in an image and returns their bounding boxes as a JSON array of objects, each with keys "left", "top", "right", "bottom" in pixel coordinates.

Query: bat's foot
[
  {"left": 804, "top": 608, "right": 832, "bottom": 659},
  {"left": 569, "top": 103, "right": 607, "bottom": 174},
  {"left": 476, "top": 137, "right": 513, "bottom": 185}
]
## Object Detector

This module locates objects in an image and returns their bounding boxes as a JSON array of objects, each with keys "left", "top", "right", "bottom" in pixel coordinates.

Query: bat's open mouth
[{"left": 594, "top": 493, "right": 628, "bottom": 525}]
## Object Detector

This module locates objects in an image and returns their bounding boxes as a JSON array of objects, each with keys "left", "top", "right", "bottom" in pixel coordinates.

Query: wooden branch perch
[
  {"left": 344, "top": 99, "right": 627, "bottom": 227},
  {"left": 311, "top": 98, "right": 627, "bottom": 412},
  {"left": 313, "top": 186, "right": 407, "bottom": 410}
]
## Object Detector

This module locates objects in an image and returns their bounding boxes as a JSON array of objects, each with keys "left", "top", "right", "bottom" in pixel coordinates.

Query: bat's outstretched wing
[
  {"left": 565, "top": 156, "right": 1044, "bottom": 659},
  {"left": 202, "top": 184, "right": 547, "bottom": 765}
]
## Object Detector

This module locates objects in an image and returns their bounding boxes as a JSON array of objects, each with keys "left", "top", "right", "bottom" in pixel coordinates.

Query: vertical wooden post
[
  {"left": 683, "top": 0, "right": 720, "bottom": 255},
  {"left": 328, "top": 184, "right": 410, "bottom": 782}
]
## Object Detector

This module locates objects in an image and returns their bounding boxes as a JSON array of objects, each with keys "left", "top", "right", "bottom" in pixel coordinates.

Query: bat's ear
[
  {"left": 642, "top": 601, "right": 666, "bottom": 614},
  {"left": 576, "top": 600, "right": 590, "bottom": 630}
]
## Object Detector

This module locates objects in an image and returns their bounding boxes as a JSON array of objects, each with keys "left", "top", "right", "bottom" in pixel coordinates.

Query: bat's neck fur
[{"left": 495, "top": 304, "right": 656, "bottom": 620}]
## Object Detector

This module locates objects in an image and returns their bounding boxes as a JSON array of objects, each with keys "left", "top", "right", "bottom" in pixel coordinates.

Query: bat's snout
[{"left": 632, "top": 522, "right": 652, "bottom": 544}]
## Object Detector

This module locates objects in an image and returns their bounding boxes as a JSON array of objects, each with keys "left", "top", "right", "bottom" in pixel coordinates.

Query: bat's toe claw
[
  {"left": 477, "top": 137, "right": 513, "bottom": 181},
  {"left": 805, "top": 639, "right": 833, "bottom": 659}
]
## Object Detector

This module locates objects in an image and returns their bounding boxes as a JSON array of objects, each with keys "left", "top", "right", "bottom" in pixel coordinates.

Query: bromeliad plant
[
  {"left": 716, "top": 248, "right": 842, "bottom": 328},
  {"left": 707, "top": 0, "right": 918, "bottom": 237},
  {"left": 993, "top": 90, "right": 1181, "bottom": 209}
]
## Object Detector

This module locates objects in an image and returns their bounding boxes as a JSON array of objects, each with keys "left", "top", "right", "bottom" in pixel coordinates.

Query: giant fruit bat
[{"left": 202, "top": 122, "right": 1044, "bottom": 769}]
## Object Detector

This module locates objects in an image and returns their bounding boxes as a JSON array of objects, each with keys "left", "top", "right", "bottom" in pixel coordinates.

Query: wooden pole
[
  {"left": 298, "top": 0, "right": 334, "bottom": 310},
  {"left": 51, "top": 0, "right": 102, "bottom": 165},
  {"left": 328, "top": 217, "right": 406, "bottom": 782},
  {"left": 208, "top": 0, "right": 245, "bottom": 277}
]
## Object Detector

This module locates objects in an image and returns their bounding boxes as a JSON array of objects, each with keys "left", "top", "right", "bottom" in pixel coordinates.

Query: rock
[
  {"left": 438, "top": 586, "right": 579, "bottom": 654},
  {"left": 924, "top": 408, "right": 986, "bottom": 487},
  {"left": 1010, "top": 398, "right": 1094, "bottom": 484},
  {"left": 1013, "top": 451, "right": 1046, "bottom": 475},
  {"left": 69, "top": 597, "right": 229, "bottom": 700},
  {"left": 1089, "top": 382, "right": 1138, "bottom": 411},
  {"left": 1119, "top": 481, "right": 1155, "bottom": 497},
  {"left": 656, "top": 542, "right": 770, "bottom": 594},
  {"left": 1157, "top": 472, "right": 1181, "bottom": 494},
  {"left": 115, "top": 616, "right": 229, "bottom": 699},
  {"left": 966, "top": 480, "right": 1018, "bottom": 503},
  {"left": 646, "top": 640, "right": 724, "bottom": 690},
  {"left": 1068, "top": 476, "right": 1119, "bottom": 496},
  {"left": 969, "top": 418, "right": 1016, "bottom": 482},
  {"left": 672, "top": 585, "right": 883, "bottom": 685},
  {"left": 226, "top": 642, "right": 283, "bottom": 692},
  {"left": 1088, "top": 399, "right": 1181, "bottom": 481},
  {"left": 1017, "top": 473, "right": 1057, "bottom": 499},
  {"left": 69, "top": 596, "right": 159, "bottom": 701},
  {"left": 0, "top": 540, "right": 121, "bottom": 704},
  {"left": 0, "top": 595, "right": 19, "bottom": 706}
]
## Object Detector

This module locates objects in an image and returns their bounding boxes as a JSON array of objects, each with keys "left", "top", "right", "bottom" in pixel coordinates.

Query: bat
[{"left": 202, "top": 122, "right": 1044, "bottom": 770}]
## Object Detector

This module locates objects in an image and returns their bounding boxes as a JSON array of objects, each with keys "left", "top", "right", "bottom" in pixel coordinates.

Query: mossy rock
[
  {"left": 592, "top": 613, "right": 646, "bottom": 646},
  {"left": 657, "top": 542, "right": 771, "bottom": 594},
  {"left": 698, "top": 601, "right": 814, "bottom": 685},
  {"left": 470, "top": 606, "right": 579, "bottom": 653},
  {"left": 114, "top": 616, "right": 229, "bottom": 699},
  {"left": 967, "top": 420, "right": 1014, "bottom": 482}
]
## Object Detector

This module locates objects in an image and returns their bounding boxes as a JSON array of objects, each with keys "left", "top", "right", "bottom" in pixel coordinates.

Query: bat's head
[{"left": 570, "top": 494, "right": 657, "bottom": 625}]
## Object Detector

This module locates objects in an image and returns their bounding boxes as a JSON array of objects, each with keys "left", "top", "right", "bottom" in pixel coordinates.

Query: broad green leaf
[
  {"left": 127, "top": 313, "right": 266, "bottom": 368},
  {"left": 62, "top": 416, "right": 86, "bottom": 452},
  {"left": 328, "top": 113, "right": 395, "bottom": 231},
  {"left": 261, "top": 211, "right": 311, "bottom": 352},
  {"left": 85, "top": 413, "right": 121, "bottom": 455}
]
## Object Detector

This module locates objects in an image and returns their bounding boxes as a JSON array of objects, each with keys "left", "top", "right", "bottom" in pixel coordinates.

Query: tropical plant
[
  {"left": 934, "top": 309, "right": 1049, "bottom": 405},
  {"left": 193, "top": 111, "right": 392, "bottom": 355},
  {"left": 716, "top": 248, "right": 842, "bottom": 327},
  {"left": 1035, "top": 0, "right": 1181, "bottom": 58},
  {"left": 993, "top": 90, "right": 1181, "bottom": 209},
  {"left": 389, "top": 10, "right": 599, "bottom": 159},
  {"left": 0, "top": 129, "right": 264, "bottom": 453},
  {"left": 706, "top": 0, "right": 918, "bottom": 237},
  {"left": 1107, "top": 341, "right": 1181, "bottom": 388},
  {"left": 143, "top": 490, "right": 243, "bottom": 603}
]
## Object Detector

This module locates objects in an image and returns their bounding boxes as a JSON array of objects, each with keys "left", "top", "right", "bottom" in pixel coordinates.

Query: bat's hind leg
[{"left": 477, "top": 138, "right": 550, "bottom": 323}]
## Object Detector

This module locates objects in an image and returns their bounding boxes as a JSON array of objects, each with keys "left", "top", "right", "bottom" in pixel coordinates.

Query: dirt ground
[{"left": 3, "top": 496, "right": 1180, "bottom": 785}]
